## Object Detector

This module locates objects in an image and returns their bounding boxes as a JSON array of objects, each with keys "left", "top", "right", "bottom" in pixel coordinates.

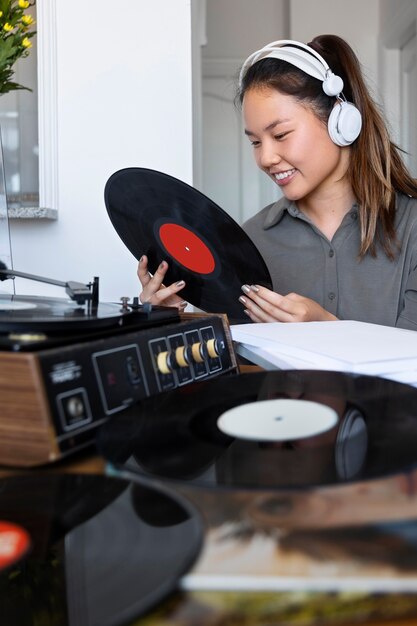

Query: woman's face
[{"left": 242, "top": 86, "right": 349, "bottom": 204}]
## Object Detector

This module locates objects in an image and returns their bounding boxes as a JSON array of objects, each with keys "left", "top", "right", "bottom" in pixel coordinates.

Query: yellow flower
[
  {"left": 18, "top": 0, "right": 30, "bottom": 8},
  {"left": 0, "top": 11, "right": 3, "bottom": 18},
  {"left": 21, "top": 37, "right": 31, "bottom": 48},
  {"left": 21, "top": 14, "right": 34, "bottom": 26},
  {"left": 3, "top": 23, "right": 13, "bottom": 32}
]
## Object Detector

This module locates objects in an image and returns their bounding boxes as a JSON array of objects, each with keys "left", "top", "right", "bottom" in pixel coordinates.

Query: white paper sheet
[{"left": 231, "top": 320, "right": 417, "bottom": 383}]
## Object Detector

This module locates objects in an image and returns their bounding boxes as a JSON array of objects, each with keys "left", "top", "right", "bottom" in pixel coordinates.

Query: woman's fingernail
[
  {"left": 241, "top": 284, "right": 250, "bottom": 294},
  {"left": 179, "top": 300, "right": 188, "bottom": 306},
  {"left": 243, "top": 309, "right": 251, "bottom": 317},
  {"left": 139, "top": 255, "right": 144, "bottom": 263},
  {"left": 250, "top": 284, "right": 259, "bottom": 292},
  {"left": 239, "top": 296, "right": 247, "bottom": 304},
  {"left": 159, "top": 261, "right": 166, "bottom": 270},
  {"left": 176, "top": 280, "right": 185, "bottom": 287}
]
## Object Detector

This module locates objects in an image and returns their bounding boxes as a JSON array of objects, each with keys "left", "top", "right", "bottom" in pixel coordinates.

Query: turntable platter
[{"left": 0, "top": 294, "right": 132, "bottom": 332}]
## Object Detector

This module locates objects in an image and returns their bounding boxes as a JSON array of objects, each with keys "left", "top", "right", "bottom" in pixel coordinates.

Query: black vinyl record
[
  {"left": 0, "top": 293, "right": 179, "bottom": 336},
  {"left": 0, "top": 472, "right": 203, "bottom": 626},
  {"left": 98, "top": 370, "right": 417, "bottom": 490},
  {"left": 0, "top": 294, "right": 131, "bottom": 332},
  {"left": 104, "top": 167, "right": 272, "bottom": 321}
]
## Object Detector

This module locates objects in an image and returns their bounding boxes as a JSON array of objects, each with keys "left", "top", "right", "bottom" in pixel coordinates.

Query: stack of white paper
[{"left": 231, "top": 320, "right": 417, "bottom": 386}]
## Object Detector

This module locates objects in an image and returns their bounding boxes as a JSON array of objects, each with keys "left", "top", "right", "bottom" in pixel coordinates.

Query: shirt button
[
  {"left": 328, "top": 292, "right": 336, "bottom": 300},
  {"left": 329, "top": 249, "right": 334, "bottom": 258}
]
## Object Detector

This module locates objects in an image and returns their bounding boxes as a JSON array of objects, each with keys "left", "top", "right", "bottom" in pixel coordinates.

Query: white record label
[{"left": 217, "top": 398, "right": 338, "bottom": 441}]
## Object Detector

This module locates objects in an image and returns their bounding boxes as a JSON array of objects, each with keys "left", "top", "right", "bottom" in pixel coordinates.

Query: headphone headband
[
  {"left": 239, "top": 39, "right": 344, "bottom": 97},
  {"left": 239, "top": 38, "right": 362, "bottom": 147}
]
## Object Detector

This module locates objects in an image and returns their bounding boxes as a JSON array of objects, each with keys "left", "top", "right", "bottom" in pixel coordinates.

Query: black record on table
[
  {"left": 0, "top": 294, "right": 180, "bottom": 337},
  {"left": 0, "top": 294, "right": 131, "bottom": 332},
  {"left": 98, "top": 369, "right": 417, "bottom": 490},
  {"left": 0, "top": 472, "right": 203, "bottom": 626},
  {"left": 104, "top": 167, "right": 272, "bottom": 321}
]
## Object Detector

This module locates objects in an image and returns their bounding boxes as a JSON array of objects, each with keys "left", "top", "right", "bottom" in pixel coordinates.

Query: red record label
[
  {"left": 0, "top": 521, "right": 31, "bottom": 570},
  {"left": 158, "top": 223, "right": 216, "bottom": 274}
]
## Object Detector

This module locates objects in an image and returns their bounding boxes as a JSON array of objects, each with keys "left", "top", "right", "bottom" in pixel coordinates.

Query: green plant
[{"left": 0, "top": 0, "right": 36, "bottom": 95}]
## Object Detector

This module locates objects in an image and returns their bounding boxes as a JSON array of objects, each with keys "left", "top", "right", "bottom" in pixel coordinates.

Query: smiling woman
[{"left": 237, "top": 35, "right": 417, "bottom": 329}]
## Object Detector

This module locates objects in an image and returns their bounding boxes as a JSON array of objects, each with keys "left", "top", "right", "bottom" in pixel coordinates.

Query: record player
[
  {"left": 0, "top": 169, "right": 238, "bottom": 468},
  {"left": 0, "top": 274, "right": 238, "bottom": 467}
]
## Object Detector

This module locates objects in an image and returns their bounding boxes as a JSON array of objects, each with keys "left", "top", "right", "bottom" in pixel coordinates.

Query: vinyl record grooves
[
  {"left": 98, "top": 370, "right": 417, "bottom": 490},
  {"left": 104, "top": 167, "right": 272, "bottom": 321},
  {"left": 0, "top": 473, "right": 203, "bottom": 626}
]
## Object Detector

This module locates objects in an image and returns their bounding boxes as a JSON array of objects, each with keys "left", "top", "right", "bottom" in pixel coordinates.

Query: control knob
[
  {"left": 156, "top": 351, "right": 173, "bottom": 375},
  {"left": 189, "top": 341, "right": 208, "bottom": 363},
  {"left": 206, "top": 338, "right": 222, "bottom": 358}
]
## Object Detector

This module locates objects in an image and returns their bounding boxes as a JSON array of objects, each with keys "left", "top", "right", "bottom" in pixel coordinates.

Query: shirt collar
[
  {"left": 262, "top": 198, "right": 297, "bottom": 229},
  {"left": 262, "top": 198, "right": 360, "bottom": 229}
]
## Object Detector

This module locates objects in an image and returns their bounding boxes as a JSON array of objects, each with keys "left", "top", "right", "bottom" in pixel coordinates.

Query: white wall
[
  {"left": 9, "top": 0, "right": 193, "bottom": 302},
  {"left": 203, "top": 0, "right": 289, "bottom": 60},
  {"left": 380, "top": 0, "right": 416, "bottom": 24},
  {"left": 289, "top": 0, "right": 380, "bottom": 97}
]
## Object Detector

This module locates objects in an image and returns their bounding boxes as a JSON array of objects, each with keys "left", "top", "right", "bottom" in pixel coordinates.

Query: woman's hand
[
  {"left": 239, "top": 284, "right": 338, "bottom": 323},
  {"left": 137, "top": 255, "right": 187, "bottom": 310}
]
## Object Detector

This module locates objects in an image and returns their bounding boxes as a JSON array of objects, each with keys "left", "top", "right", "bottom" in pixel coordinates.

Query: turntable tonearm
[{"left": 0, "top": 265, "right": 99, "bottom": 305}]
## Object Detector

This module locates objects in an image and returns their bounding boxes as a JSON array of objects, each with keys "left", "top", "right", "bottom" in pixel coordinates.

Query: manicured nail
[
  {"left": 139, "top": 255, "right": 144, "bottom": 263},
  {"left": 159, "top": 261, "right": 166, "bottom": 270},
  {"left": 179, "top": 300, "right": 188, "bottom": 306},
  {"left": 250, "top": 284, "right": 259, "bottom": 292},
  {"left": 243, "top": 309, "right": 251, "bottom": 317},
  {"left": 239, "top": 296, "right": 247, "bottom": 304},
  {"left": 241, "top": 284, "right": 251, "bottom": 294},
  {"left": 176, "top": 280, "right": 185, "bottom": 287}
]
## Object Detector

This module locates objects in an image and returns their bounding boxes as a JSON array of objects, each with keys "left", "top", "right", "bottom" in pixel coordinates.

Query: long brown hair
[{"left": 238, "top": 34, "right": 417, "bottom": 259}]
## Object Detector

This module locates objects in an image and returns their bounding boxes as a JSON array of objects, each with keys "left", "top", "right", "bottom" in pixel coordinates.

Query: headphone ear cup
[
  {"left": 328, "top": 101, "right": 362, "bottom": 146},
  {"left": 322, "top": 72, "right": 344, "bottom": 97}
]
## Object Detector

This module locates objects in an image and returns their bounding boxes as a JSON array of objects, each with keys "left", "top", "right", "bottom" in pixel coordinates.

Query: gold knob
[
  {"left": 175, "top": 345, "right": 189, "bottom": 367},
  {"left": 156, "top": 351, "right": 171, "bottom": 374},
  {"left": 191, "top": 341, "right": 204, "bottom": 363},
  {"left": 206, "top": 338, "right": 219, "bottom": 358}
]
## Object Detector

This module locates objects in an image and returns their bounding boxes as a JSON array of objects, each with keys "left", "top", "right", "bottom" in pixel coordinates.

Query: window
[{"left": 0, "top": 3, "right": 38, "bottom": 215}]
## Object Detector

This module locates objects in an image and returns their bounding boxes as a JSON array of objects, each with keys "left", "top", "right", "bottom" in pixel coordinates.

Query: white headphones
[{"left": 239, "top": 39, "right": 362, "bottom": 147}]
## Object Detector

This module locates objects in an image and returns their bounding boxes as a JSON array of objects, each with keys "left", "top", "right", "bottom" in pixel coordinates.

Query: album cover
[{"left": 136, "top": 482, "right": 417, "bottom": 626}]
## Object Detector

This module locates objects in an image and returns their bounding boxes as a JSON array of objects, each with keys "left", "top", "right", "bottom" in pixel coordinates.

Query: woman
[{"left": 139, "top": 35, "right": 417, "bottom": 329}]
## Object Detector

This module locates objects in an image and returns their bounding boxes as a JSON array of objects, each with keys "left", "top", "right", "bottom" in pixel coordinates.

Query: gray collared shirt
[{"left": 242, "top": 192, "right": 417, "bottom": 330}]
